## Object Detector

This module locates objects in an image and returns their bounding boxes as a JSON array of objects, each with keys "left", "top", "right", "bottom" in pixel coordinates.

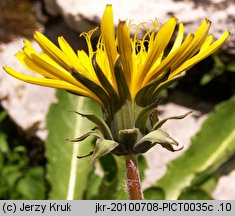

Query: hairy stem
[{"left": 125, "top": 155, "right": 144, "bottom": 200}]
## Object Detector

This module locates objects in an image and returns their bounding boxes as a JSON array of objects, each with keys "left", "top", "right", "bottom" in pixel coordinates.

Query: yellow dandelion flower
[
  {"left": 4, "top": 5, "right": 229, "bottom": 108},
  {"left": 3, "top": 4, "right": 229, "bottom": 159}
]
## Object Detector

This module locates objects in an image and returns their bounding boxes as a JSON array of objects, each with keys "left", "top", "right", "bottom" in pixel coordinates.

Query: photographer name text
[{"left": 2, "top": 202, "right": 71, "bottom": 213}]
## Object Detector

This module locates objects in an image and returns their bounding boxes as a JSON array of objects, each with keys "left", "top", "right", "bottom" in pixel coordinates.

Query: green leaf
[
  {"left": 2, "top": 165, "right": 23, "bottom": 188},
  {"left": 46, "top": 90, "right": 101, "bottom": 199},
  {"left": 200, "top": 55, "right": 226, "bottom": 85},
  {"left": 200, "top": 67, "right": 224, "bottom": 85},
  {"left": 0, "top": 111, "right": 8, "bottom": 153},
  {"left": 178, "top": 187, "right": 213, "bottom": 200},
  {"left": 96, "top": 154, "right": 128, "bottom": 199},
  {"left": 144, "top": 187, "right": 165, "bottom": 200},
  {"left": 198, "top": 175, "right": 218, "bottom": 194},
  {"left": 16, "top": 167, "right": 46, "bottom": 200},
  {"left": 0, "top": 131, "right": 8, "bottom": 153},
  {"left": 227, "top": 63, "right": 235, "bottom": 72},
  {"left": 156, "top": 95, "right": 235, "bottom": 199},
  {"left": 84, "top": 173, "right": 103, "bottom": 199},
  {"left": 0, "top": 110, "right": 7, "bottom": 122},
  {"left": 138, "top": 155, "right": 147, "bottom": 182},
  {"left": 110, "top": 156, "right": 128, "bottom": 200}
]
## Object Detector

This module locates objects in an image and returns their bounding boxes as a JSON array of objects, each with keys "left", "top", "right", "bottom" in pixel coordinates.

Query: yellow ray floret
[
  {"left": 3, "top": 4, "right": 229, "bottom": 108},
  {"left": 3, "top": 66, "right": 102, "bottom": 104}
]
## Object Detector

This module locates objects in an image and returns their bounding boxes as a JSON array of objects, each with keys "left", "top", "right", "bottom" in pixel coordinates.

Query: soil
[{"left": 0, "top": 0, "right": 38, "bottom": 44}]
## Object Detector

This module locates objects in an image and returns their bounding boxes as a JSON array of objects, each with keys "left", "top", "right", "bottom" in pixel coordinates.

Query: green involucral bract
[{"left": 71, "top": 100, "right": 189, "bottom": 161}]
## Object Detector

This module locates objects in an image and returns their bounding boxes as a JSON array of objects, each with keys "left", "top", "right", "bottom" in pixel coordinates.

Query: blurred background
[{"left": 0, "top": 0, "right": 235, "bottom": 200}]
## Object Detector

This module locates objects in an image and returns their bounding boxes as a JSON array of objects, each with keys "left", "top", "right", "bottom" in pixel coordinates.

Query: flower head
[{"left": 4, "top": 5, "right": 229, "bottom": 160}]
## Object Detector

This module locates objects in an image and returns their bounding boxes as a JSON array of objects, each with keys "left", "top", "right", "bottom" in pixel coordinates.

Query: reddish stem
[{"left": 125, "top": 155, "right": 144, "bottom": 200}]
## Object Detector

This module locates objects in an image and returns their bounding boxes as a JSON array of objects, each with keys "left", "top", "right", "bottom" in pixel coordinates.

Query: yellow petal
[
  {"left": 23, "top": 40, "right": 37, "bottom": 53},
  {"left": 15, "top": 51, "right": 57, "bottom": 79},
  {"left": 143, "top": 34, "right": 194, "bottom": 84},
  {"left": 29, "top": 52, "right": 81, "bottom": 87},
  {"left": 101, "top": 5, "right": 117, "bottom": 85},
  {"left": 117, "top": 21, "right": 133, "bottom": 87},
  {"left": 95, "top": 48, "right": 115, "bottom": 85},
  {"left": 76, "top": 50, "right": 100, "bottom": 83},
  {"left": 58, "top": 36, "right": 80, "bottom": 67},
  {"left": 3, "top": 66, "right": 103, "bottom": 106},
  {"left": 34, "top": 31, "right": 72, "bottom": 68},
  {"left": 171, "top": 19, "right": 211, "bottom": 71},
  {"left": 137, "top": 17, "right": 178, "bottom": 84},
  {"left": 200, "top": 34, "right": 214, "bottom": 52},
  {"left": 170, "top": 30, "right": 230, "bottom": 77},
  {"left": 169, "top": 23, "right": 184, "bottom": 54},
  {"left": 58, "top": 37, "right": 101, "bottom": 85}
]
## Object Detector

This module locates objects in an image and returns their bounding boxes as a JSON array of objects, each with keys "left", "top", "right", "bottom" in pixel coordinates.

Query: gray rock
[
  {"left": 213, "top": 170, "right": 235, "bottom": 200},
  {"left": 43, "top": 0, "right": 234, "bottom": 54},
  {"left": 0, "top": 39, "right": 55, "bottom": 140}
]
